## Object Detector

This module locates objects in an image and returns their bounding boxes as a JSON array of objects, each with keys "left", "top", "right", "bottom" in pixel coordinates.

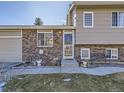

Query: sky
[{"left": 0, "top": 1, "right": 71, "bottom": 25}]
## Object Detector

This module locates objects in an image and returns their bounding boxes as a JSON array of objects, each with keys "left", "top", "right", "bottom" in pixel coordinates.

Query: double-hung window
[
  {"left": 81, "top": 48, "right": 90, "bottom": 59},
  {"left": 112, "top": 12, "right": 124, "bottom": 27},
  {"left": 106, "top": 48, "right": 118, "bottom": 59},
  {"left": 83, "top": 12, "right": 94, "bottom": 27},
  {"left": 37, "top": 31, "right": 53, "bottom": 47}
]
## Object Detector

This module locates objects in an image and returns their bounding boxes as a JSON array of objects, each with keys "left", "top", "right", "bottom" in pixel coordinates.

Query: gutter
[{"left": 0, "top": 25, "right": 75, "bottom": 30}]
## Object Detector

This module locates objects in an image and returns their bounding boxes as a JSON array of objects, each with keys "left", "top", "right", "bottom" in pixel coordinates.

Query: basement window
[
  {"left": 81, "top": 48, "right": 90, "bottom": 59},
  {"left": 106, "top": 48, "right": 118, "bottom": 59}
]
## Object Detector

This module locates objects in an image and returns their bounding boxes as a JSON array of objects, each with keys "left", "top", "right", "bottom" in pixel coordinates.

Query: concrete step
[{"left": 61, "top": 59, "right": 79, "bottom": 67}]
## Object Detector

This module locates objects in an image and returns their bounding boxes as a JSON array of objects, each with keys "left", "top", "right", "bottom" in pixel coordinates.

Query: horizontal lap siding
[
  {"left": 76, "top": 7, "right": 124, "bottom": 44},
  {"left": 0, "top": 30, "right": 21, "bottom": 36}
]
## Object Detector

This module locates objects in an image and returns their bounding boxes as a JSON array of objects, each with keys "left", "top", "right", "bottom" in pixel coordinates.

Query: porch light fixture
[{"left": 58, "top": 30, "right": 62, "bottom": 34}]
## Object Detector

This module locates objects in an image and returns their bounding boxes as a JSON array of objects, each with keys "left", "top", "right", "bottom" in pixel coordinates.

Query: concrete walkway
[
  {"left": 81, "top": 67, "right": 124, "bottom": 76},
  {"left": 5, "top": 66, "right": 124, "bottom": 77}
]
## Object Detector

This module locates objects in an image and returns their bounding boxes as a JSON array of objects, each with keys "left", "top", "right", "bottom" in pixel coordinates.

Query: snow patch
[
  {"left": 0, "top": 81, "right": 6, "bottom": 92},
  {"left": 63, "top": 78, "right": 71, "bottom": 82}
]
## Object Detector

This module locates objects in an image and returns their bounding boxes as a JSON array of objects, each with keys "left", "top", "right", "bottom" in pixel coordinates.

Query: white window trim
[
  {"left": 111, "top": 11, "right": 124, "bottom": 28},
  {"left": 106, "top": 48, "right": 118, "bottom": 60},
  {"left": 37, "top": 30, "right": 53, "bottom": 47},
  {"left": 81, "top": 48, "right": 90, "bottom": 59},
  {"left": 83, "top": 11, "right": 94, "bottom": 28}
]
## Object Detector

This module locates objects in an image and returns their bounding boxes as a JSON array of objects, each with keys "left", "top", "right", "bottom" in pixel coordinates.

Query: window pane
[
  {"left": 111, "top": 49, "right": 118, "bottom": 59},
  {"left": 38, "top": 32, "right": 53, "bottom": 47},
  {"left": 38, "top": 33, "right": 44, "bottom": 46},
  {"left": 41, "top": 33, "right": 44, "bottom": 45},
  {"left": 84, "top": 13, "right": 92, "bottom": 26},
  {"left": 81, "top": 49, "right": 90, "bottom": 59},
  {"left": 44, "top": 33, "right": 47, "bottom": 46},
  {"left": 112, "top": 55, "right": 117, "bottom": 58},
  {"left": 46, "top": 33, "right": 53, "bottom": 46},
  {"left": 112, "top": 12, "right": 117, "bottom": 26},
  {"left": 118, "top": 12, "right": 124, "bottom": 26},
  {"left": 113, "top": 12, "right": 124, "bottom": 27},
  {"left": 112, "top": 49, "right": 118, "bottom": 55},
  {"left": 106, "top": 49, "right": 111, "bottom": 58},
  {"left": 64, "top": 34, "right": 72, "bottom": 44},
  {"left": 82, "top": 50, "right": 88, "bottom": 57},
  {"left": 106, "top": 49, "right": 118, "bottom": 59}
]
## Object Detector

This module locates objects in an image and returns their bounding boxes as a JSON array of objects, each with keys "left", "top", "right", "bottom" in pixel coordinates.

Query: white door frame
[{"left": 63, "top": 30, "right": 74, "bottom": 59}]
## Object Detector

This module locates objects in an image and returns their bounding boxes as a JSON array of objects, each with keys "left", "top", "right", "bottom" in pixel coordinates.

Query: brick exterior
[
  {"left": 75, "top": 45, "right": 124, "bottom": 63},
  {"left": 22, "top": 29, "right": 124, "bottom": 65},
  {"left": 22, "top": 29, "right": 63, "bottom": 66}
]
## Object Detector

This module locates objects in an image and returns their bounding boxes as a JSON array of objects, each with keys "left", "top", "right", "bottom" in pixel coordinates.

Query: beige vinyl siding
[
  {"left": 70, "top": 11, "right": 73, "bottom": 26},
  {"left": 0, "top": 30, "right": 21, "bottom": 36},
  {"left": 67, "top": 11, "right": 73, "bottom": 26},
  {"left": 72, "top": 7, "right": 76, "bottom": 26},
  {"left": 67, "top": 7, "right": 76, "bottom": 26},
  {"left": 76, "top": 7, "right": 124, "bottom": 44},
  {"left": 67, "top": 13, "right": 72, "bottom": 26}
]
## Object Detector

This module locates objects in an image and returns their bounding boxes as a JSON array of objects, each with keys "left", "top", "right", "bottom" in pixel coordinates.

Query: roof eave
[{"left": 0, "top": 25, "right": 75, "bottom": 30}]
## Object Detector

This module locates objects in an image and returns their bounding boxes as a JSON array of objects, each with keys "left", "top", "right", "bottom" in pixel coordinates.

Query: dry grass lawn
[{"left": 3, "top": 73, "right": 124, "bottom": 92}]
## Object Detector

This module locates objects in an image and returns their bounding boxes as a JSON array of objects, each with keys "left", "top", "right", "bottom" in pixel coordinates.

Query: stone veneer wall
[
  {"left": 22, "top": 29, "right": 63, "bottom": 66},
  {"left": 75, "top": 45, "right": 124, "bottom": 63}
]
